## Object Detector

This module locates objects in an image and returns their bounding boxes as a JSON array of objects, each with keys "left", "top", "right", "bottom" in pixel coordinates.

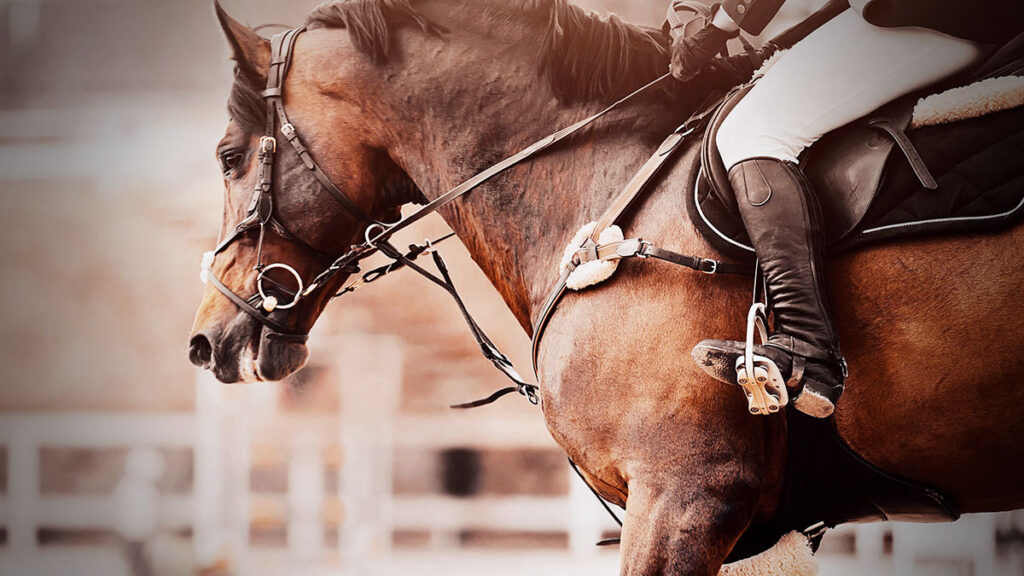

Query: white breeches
[{"left": 716, "top": 9, "right": 987, "bottom": 170}]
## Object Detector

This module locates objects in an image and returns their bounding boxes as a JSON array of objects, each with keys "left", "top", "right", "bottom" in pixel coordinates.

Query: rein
[
  {"left": 300, "top": 70, "right": 681, "bottom": 299},
  {"left": 200, "top": 25, "right": 749, "bottom": 408}
]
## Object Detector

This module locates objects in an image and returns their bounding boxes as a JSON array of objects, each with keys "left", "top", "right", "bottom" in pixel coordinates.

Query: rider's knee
[{"left": 716, "top": 110, "right": 802, "bottom": 169}]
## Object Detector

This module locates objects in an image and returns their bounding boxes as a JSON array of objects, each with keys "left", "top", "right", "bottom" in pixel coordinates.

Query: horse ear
[{"left": 214, "top": 1, "right": 270, "bottom": 78}]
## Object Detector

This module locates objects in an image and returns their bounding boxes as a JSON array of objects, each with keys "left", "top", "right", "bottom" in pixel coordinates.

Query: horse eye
[{"left": 220, "top": 151, "right": 244, "bottom": 175}]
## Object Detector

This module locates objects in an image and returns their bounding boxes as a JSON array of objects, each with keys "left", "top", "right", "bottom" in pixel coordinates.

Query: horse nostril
[{"left": 189, "top": 333, "right": 214, "bottom": 368}]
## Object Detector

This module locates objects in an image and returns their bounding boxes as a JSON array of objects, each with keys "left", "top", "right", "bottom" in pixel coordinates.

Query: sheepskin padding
[
  {"left": 719, "top": 532, "right": 818, "bottom": 576},
  {"left": 559, "top": 222, "right": 624, "bottom": 291},
  {"left": 753, "top": 49, "right": 788, "bottom": 79},
  {"left": 912, "top": 75, "right": 1024, "bottom": 129},
  {"left": 200, "top": 251, "right": 215, "bottom": 284}
]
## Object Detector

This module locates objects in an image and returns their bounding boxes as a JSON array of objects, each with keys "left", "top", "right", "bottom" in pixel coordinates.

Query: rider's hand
[
  {"left": 706, "top": 42, "right": 779, "bottom": 83},
  {"left": 670, "top": 20, "right": 737, "bottom": 83}
]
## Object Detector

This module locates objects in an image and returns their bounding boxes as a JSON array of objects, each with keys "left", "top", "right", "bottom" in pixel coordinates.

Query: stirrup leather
[{"left": 735, "top": 303, "right": 788, "bottom": 415}]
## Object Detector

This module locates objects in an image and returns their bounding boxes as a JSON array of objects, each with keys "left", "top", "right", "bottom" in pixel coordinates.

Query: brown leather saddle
[{"left": 690, "top": 35, "right": 1024, "bottom": 259}]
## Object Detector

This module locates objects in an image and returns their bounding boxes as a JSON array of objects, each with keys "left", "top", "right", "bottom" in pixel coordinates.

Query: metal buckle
[
  {"left": 700, "top": 259, "right": 718, "bottom": 274},
  {"left": 259, "top": 136, "right": 277, "bottom": 153},
  {"left": 280, "top": 123, "right": 295, "bottom": 139},
  {"left": 615, "top": 238, "right": 644, "bottom": 259}
]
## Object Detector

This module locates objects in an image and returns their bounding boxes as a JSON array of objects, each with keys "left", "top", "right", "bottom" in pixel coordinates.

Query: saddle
[
  {"left": 691, "top": 38, "right": 1024, "bottom": 259},
  {"left": 691, "top": 41, "right": 1024, "bottom": 560}
]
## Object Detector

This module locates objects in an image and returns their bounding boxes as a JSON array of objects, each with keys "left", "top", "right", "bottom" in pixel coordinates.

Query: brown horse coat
[{"left": 192, "top": 2, "right": 1024, "bottom": 574}]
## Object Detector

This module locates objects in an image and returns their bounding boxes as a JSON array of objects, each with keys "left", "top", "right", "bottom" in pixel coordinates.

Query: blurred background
[{"left": 0, "top": 0, "right": 1021, "bottom": 574}]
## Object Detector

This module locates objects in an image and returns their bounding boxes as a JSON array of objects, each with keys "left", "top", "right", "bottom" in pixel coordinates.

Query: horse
[{"left": 189, "top": 1, "right": 1024, "bottom": 574}]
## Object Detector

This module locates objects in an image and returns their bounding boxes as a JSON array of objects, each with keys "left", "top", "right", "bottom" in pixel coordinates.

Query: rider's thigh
[{"left": 717, "top": 8, "right": 986, "bottom": 170}]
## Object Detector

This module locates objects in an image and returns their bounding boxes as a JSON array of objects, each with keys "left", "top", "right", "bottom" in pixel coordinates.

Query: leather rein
[{"left": 201, "top": 26, "right": 749, "bottom": 405}]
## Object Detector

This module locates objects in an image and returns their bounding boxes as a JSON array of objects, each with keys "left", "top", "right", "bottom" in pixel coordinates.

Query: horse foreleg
[{"left": 619, "top": 475, "right": 761, "bottom": 576}]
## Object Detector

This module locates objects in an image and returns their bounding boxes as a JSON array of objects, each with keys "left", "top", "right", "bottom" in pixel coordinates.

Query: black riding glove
[
  {"left": 670, "top": 20, "right": 738, "bottom": 82},
  {"left": 706, "top": 42, "right": 779, "bottom": 83}
]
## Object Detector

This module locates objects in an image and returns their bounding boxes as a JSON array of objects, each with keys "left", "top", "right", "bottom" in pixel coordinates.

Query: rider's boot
[{"left": 692, "top": 158, "right": 846, "bottom": 418}]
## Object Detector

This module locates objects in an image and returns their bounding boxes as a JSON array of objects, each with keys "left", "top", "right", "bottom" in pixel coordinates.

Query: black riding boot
[{"left": 693, "top": 158, "right": 846, "bottom": 418}]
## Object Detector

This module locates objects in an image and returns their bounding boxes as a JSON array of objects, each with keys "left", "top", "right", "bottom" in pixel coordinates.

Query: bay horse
[{"left": 189, "top": 1, "right": 1024, "bottom": 574}]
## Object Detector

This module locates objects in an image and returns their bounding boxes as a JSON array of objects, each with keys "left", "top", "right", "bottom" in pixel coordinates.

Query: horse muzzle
[{"left": 188, "top": 312, "right": 309, "bottom": 383}]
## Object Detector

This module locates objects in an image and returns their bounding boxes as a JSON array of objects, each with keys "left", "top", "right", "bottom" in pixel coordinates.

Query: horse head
[{"left": 189, "top": 4, "right": 421, "bottom": 383}]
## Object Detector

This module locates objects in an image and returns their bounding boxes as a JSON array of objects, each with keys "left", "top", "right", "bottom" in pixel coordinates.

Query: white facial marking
[{"left": 239, "top": 346, "right": 259, "bottom": 383}]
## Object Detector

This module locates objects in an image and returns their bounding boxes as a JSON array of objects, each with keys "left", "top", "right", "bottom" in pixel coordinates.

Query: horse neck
[{"left": 378, "top": 33, "right": 687, "bottom": 332}]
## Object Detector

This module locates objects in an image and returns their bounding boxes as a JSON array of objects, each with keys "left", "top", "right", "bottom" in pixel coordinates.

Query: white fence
[
  {"left": 0, "top": 338, "right": 1020, "bottom": 576},
  {"left": 0, "top": 412, "right": 194, "bottom": 575}
]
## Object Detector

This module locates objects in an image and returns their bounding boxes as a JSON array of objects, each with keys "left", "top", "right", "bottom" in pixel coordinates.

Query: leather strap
[
  {"left": 588, "top": 126, "right": 692, "bottom": 243},
  {"left": 373, "top": 240, "right": 540, "bottom": 407},
  {"left": 368, "top": 74, "right": 674, "bottom": 246},
  {"left": 531, "top": 124, "right": 753, "bottom": 372},
  {"left": 570, "top": 238, "right": 750, "bottom": 276},
  {"left": 868, "top": 118, "right": 938, "bottom": 190},
  {"left": 788, "top": 354, "right": 806, "bottom": 389},
  {"left": 641, "top": 243, "right": 751, "bottom": 275},
  {"left": 206, "top": 273, "right": 308, "bottom": 340},
  {"left": 276, "top": 103, "right": 380, "bottom": 225},
  {"left": 767, "top": 334, "right": 836, "bottom": 363}
]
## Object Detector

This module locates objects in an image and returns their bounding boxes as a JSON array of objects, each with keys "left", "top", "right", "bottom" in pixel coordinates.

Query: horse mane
[
  {"left": 304, "top": 0, "right": 670, "bottom": 103},
  {"left": 227, "top": 65, "right": 268, "bottom": 136},
  {"left": 306, "top": 0, "right": 447, "bottom": 64}
]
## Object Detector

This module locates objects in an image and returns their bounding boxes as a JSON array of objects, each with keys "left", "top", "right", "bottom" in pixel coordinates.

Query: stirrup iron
[{"left": 735, "top": 303, "right": 788, "bottom": 415}]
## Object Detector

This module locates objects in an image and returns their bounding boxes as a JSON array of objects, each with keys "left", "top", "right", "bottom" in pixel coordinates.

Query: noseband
[{"left": 201, "top": 27, "right": 376, "bottom": 341}]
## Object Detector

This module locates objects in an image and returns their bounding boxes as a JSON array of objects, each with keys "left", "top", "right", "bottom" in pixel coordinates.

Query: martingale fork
[{"left": 735, "top": 303, "right": 788, "bottom": 415}]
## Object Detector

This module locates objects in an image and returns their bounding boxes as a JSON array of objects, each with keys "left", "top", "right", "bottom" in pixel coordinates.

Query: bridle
[
  {"left": 201, "top": 25, "right": 677, "bottom": 345},
  {"left": 202, "top": 27, "right": 379, "bottom": 342},
  {"left": 199, "top": 25, "right": 691, "bottom": 402}
]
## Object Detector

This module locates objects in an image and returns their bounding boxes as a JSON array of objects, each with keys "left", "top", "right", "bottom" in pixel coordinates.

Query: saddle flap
[
  {"left": 700, "top": 83, "right": 905, "bottom": 245},
  {"left": 800, "top": 104, "right": 912, "bottom": 237},
  {"left": 690, "top": 87, "right": 1024, "bottom": 258}
]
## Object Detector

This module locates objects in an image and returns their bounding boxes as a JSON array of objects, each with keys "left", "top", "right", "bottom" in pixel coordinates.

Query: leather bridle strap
[
  {"left": 373, "top": 240, "right": 540, "bottom": 406},
  {"left": 206, "top": 273, "right": 307, "bottom": 340},
  {"left": 297, "top": 72, "right": 677, "bottom": 306},
  {"left": 204, "top": 26, "right": 385, "bottom": 339},
  {"left": 266, "top": 28, "right": 381, "bottom": 227}
]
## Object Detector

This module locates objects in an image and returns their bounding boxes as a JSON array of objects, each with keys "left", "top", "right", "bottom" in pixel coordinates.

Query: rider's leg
[
  {"left": 702, "top": 9, "right": 985, "bottom": 418},
  {"left": 717, "top": 9, "right": 986, "bottom": 169}
]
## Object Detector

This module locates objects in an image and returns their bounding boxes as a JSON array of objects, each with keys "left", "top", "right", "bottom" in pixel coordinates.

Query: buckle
[
  {"left": 259, "top": 136, "right": 277, "bottom": 153},
  {"left": 699, "top": 259, "right": 718, "bottom": 274},
  {"left": 280, "top": 123, "right": 295, "bottom": 139},
  {"left": 615, "top": 238, "right": 645, "bottom": 258}
]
